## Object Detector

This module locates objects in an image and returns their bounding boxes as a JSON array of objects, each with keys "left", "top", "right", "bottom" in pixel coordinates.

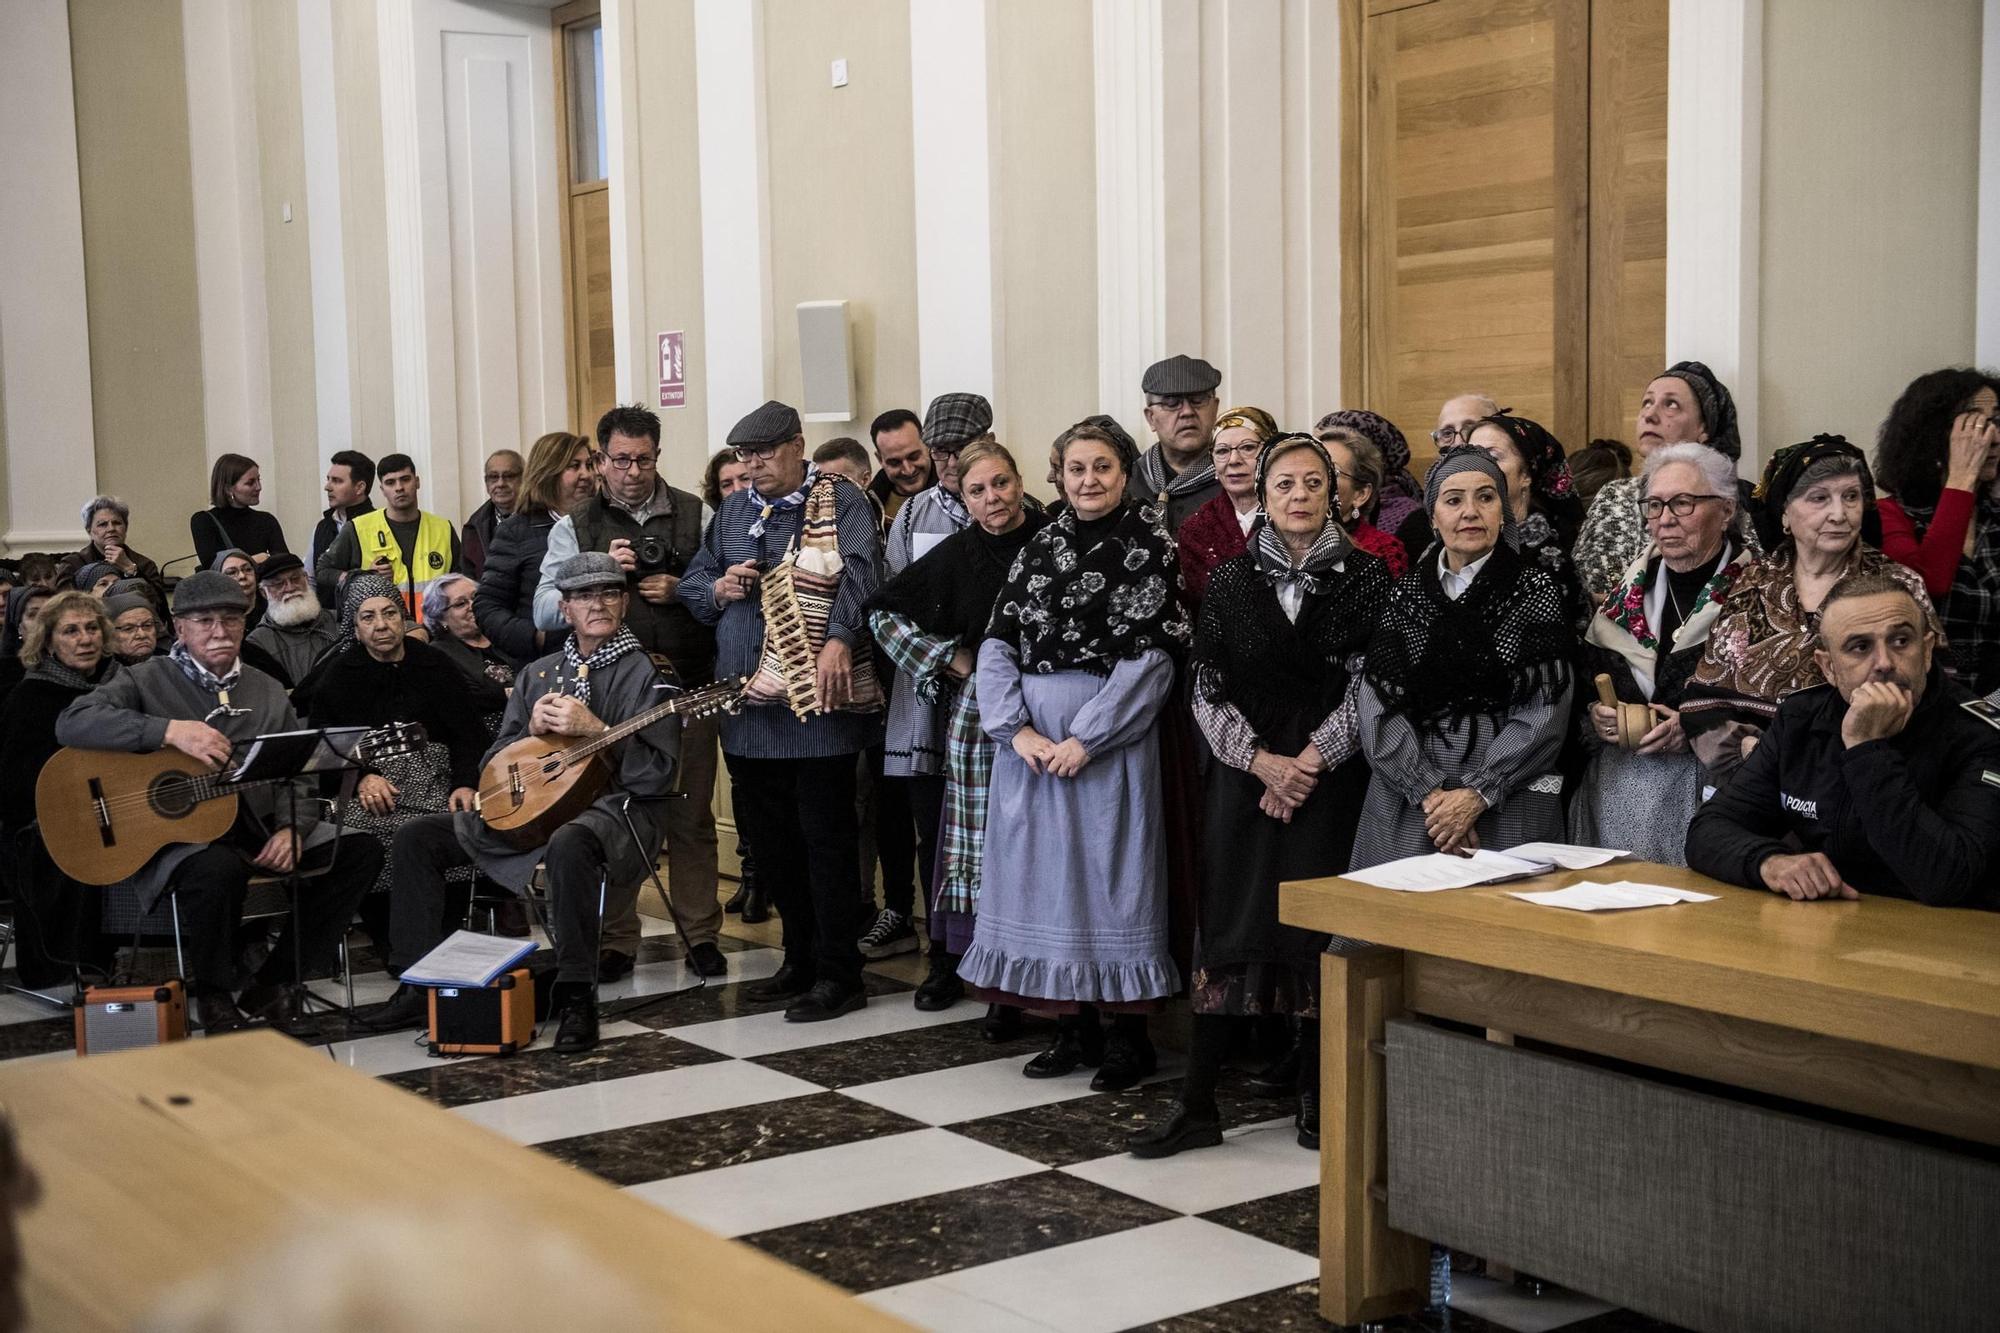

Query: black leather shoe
[
  {"left": 237, "top": 981, "right": 317, "bottom": 1038},
  {"left": 784, "top": 981, "right": 866, "bottom": 1023},
  {"left": 687, "top": 942, "right": 729, "bottom": 977},
  {"left": 1023, "top": 1025, "right": 1105, "bottom": 1078},
  {"left": 196, "top": 992, "right": 253, "bottom": 1035},
  {"left": 552, "top": 996, "right": 599, "bottom": 1054},
  {"left": 1127, "top": 1102, "right": 1224, "bottom": 1159},
  {"left": 981, "top": 1004, "right": 1024, "bottom": 1043},
  {"left": 1090, "top": 1032, "right": 1158, "bottom": 1092},
  {"left": 723, "top": 880, "right": 751, "bottom": 914},
  {"left": 597, "top": 951, "right": 635, "bottom": 984},
  {"left": 1296, "top": 1087, "right": 1320, "bottom": 1150},
  {"left": 747, "top": 964, "right": 813, "bottom": 1002},
  {"left": 912, "top": 957, "right": 963, "bottom": 1012},
  {"left": 738, "top": 881, "right": 771, "bottom": 925},
  {"left": 1246, "top": 1040, "right": 1302, "bottom": 1099},
  {"left": 355, "top": 983, "right": 428, "bottom": 1032},
  {"left": 493, "top": 898, "right": 532, "bottom": 938}
]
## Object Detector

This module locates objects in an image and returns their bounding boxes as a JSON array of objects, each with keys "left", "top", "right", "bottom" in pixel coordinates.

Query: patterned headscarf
[
  {"left": 1423, "top": 447, "right": 1521, "bottom": 552},
  {"left": 1752, "top": 434, "right": 1879, "bottom": 552},
  {"left": 1660, "top": 360, "right": 1742, "bottom": 461},
  {"left": 1471, "top": 412, "right": 1585, "bottom": 548},
  {"left": 1316, "top": 409, "right": 1419, "bottom": 503},
  {"left": 1214, "top": 405, "right": 1279, "bottom": 441}
]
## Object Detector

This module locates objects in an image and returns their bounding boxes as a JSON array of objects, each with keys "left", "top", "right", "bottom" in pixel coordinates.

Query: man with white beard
[{"left": 247, "top": 553, "right": 339, "bottom": 685}]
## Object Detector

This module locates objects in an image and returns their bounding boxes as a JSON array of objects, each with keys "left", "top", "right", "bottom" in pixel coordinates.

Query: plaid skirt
[{"left": 935, "top": 677, "right": 994, "bottom": 917}]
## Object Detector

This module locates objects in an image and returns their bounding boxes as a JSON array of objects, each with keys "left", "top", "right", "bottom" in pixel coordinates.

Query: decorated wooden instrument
[
  {"left": 744, "top": 474, "right": 884, "bottom": 719},
  {"left": 476, "top": 676, "right": 745, "bottom": 850},
  {"left": 36, "top": 723, "right": 425, "bottom": 886}
]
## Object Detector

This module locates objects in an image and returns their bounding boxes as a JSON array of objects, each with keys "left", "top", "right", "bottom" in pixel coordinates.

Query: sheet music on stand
[{"left": 226, "top": 727, "right": 374, "bottom": 784}]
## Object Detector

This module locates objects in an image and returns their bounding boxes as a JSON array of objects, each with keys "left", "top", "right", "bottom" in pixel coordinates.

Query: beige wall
[
  {"left": 68, "top": 0, "right": 209, "bottom": 566},
  {"left": 763, "top": 0, "right": 920, "bottom": 449},
  {"left": 994, "top": 0, "right": 1097, "bottom": 500},
  {"left": 1759, "top": 0, "right": 1982, "bottom": 458},
  {"left": 631, "top": 0, "right": 712, "bottom": 493},
  {"left": 332, "top": 0, "right": 397, "bottom": 462}
]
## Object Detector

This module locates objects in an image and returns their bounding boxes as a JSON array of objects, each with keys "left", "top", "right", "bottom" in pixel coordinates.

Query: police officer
[{"left": 1686, "top": 571, "right": 2000, "bottom": 908}]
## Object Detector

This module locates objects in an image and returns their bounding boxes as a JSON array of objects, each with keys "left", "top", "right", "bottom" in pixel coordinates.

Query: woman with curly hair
[{"left": 1874, "top": 367, "right": 2000, "bottom": 693}]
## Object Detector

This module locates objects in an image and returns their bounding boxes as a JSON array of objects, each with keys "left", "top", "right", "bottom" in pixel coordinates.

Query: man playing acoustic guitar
[
  {"left": 55, "top": 571, "right": 383, "bottom": 1035},
  {"left": 364, "top": 552, "right": 683, "bottom": 1054}
]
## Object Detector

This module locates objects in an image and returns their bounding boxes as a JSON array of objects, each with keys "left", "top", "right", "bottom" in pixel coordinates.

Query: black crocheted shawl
[{"left": 984, "top": 501, "right": 1191, "bottom": 676}]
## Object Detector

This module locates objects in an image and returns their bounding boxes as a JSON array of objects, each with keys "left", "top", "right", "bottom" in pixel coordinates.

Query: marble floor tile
[
  {"left": 539, "top": 1089, "right": 925, "bottom": 1186},
  {"left": 0, "top": 1016, "right": 82, "bottom": 1059},
  {"left": 633, "top": 932, "right": 760, "bottom": 963},
  {"left": 1195, "top": 1185, "right": 1317, "bottom": 1257},
  {"left": 945, "top": 1070, "right": 1275, "bottom": 1168},
  {"left": 0, "top": 988, "right": 75, "bottom": 1027},
  {"left": 1444, "top": 1274, "right": 1618, "bottom": 1333},
  {"left": 382, "top": 1030, "right": 729, "bottom": 1108},
  {"left": 628, "top": 1127, "right": 1045, "bottom": 1238},
  {"left": 863, "top": 1217, "right": 1317, "bottom": 1333},
  {"left": 623, "top": 968, "right": 912, "bottom": 1032},
  {"left": 451, "top": 1057, "right": 822, "bottom": 1145},
  {"left": 749, "top": 1013, "right": 1051, "bottom": 1089},
  {"left": 599, "top": 946, "right": 787, "bottom": 1004},
  {"left": 1061, "top": 1117, "right": 1313, "bottom": 1215},
  {"left": 842, "top": 1052, "right": 1179, "bottom": 1128},
  {"left": 670, "top": 990, "right": 970, "bottom": 1059},
  {"left": 744, "top": 1167, "right": 1178, "bottom": 1293},
  {"left": 324, "top": 1019, "right": 655, "bottom": 1077}
]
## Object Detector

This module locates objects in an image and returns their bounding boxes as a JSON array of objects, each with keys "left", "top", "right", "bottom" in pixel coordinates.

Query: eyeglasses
[
  {"left": 603, "top": 453, "right": 657, "bottom": 472},
  {"left": 733, "top": 442, "right": 787, "bottom": 462},
  {"left": 1147, "top": 393, "right": 1215, "bottom": 412},
  {"left": 1211, "top": 442, "right": 1261, "bottom": 461},
  {"left": 177, "top": 613, "right": 245, "bottom": 631},
  {"left": 1431, "top": 424, "right": 1477, "bottom": 447},
  {"left": 444, "top": 596, "right": 474, "bottom": 613},
  {"left": 929, "top": 445, "right": 965, "bottom": 461},
  {"left": 564, "top": 588, "right": 626, "bottom": 607},
  {"left": 1640, "top": 494, "right": 1725, "bottom": 520},
  {"left": 484, "top": 470, "right": 522, "bottom": 484}
]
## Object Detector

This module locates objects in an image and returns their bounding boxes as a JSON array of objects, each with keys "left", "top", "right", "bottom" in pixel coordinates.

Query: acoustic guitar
[
  {"left": 36, "top": 723, "right": 425, "bottom": 886},
  {"left": 477, "top": 677, "right": 745, "bottom": 851}
]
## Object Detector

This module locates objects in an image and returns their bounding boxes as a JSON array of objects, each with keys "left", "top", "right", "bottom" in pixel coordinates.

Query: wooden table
[
  {"left": 1279, "top": 862, "right": 2000, "bottom": 1325},
  {"left": 0, "top": 1031, "right": 916, "bottom": 1333}
]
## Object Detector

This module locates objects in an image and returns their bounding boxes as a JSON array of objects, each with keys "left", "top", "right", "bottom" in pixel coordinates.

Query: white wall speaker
[{"left": 798, "top": 300, "right": 855, "bottom": 422}]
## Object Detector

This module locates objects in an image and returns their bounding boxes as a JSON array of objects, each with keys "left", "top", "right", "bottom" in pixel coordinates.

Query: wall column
[
  {"left": 1979, "top": 0, "right": 2000, "bottom": 367},
  {"left": 0, "top": 0, "right": 99, "bottom": 556},
  {"left": 693, "top": 0, "right": 774, "bottom": 443},
  {"left": 603, "top": 0, "right": 649, "bottom": 408},
  {"left": 1666, "top": 0, "right": 1763, "bottom": 468}
]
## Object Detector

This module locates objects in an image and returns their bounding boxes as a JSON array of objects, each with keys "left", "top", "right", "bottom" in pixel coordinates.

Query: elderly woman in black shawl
[
  {"left": 1130, "top": 434, "right": 1392, "bottom": 1160},
  {"left": 1352, "top": 450, "right": 1577, "bottom": 868},
  {"left": 867, "top": 442, "right": 1048, "bottom": 1018},
  {"left": 961, "top": 420, "right": 1192, "bottom": 1091}
]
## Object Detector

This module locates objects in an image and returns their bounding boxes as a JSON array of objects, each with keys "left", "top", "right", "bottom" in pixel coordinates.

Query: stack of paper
[
  {"left": 1344, "top": 848, "right": 1557, "bottom": 892},
  {"left": 400, "top": 930, "right": 538, "bottom": 988},
  {"left": 1499, "top": 842, "right": 1630, "bottom": 870},
  {"left": 1507, "top": 881, "right": 1718, "bottom": 912}
]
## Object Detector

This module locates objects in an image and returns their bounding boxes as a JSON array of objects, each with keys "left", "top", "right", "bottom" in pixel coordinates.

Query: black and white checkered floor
[{"left": 0, "top": 902, "right": 1686, "bottom": 1333}]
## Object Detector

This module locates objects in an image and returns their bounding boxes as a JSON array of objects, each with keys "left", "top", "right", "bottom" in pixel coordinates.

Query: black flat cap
[
  {"left": 922, "top": 393, "right": 994, "bottom": 451},
  {"left": 1141, "top": 355, "right": 1221, "bottom": 397},
  {"left": 256, "top": 552, "right": 306, "bottom": 584},
  {"left": 727, "top": 400, "right": 803, "bottom": 446}
]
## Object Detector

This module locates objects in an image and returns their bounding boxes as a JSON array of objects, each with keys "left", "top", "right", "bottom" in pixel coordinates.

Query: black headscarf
[
  {"left": 867, "top": 510, "right": 1049, "bottom": 645},
  {"left": 1473, "top": 413, "right": 1586, "bottom": 549},
  {"left": 2, "top": 587, "right": 49, "bottom": 659},
  {"left": 985, "top": 501, "right": 1191, "bottom": 676},
  {"left": 1751, "top": 434, "right": 1882, "bottom": 553},
  {"left": 1661, "top": 360, "right": 1742, "bottom": 461},
  {"left": 1363, "top": 537, "right": 1575, "bottom": 736}
]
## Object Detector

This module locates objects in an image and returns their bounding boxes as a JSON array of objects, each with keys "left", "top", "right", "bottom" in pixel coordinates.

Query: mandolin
[
  {"left": 37, "top": 723, "right": 425, "bottom": 886},
  {"left": 476, "top": 676, "right": 744, "bottom": 850}
]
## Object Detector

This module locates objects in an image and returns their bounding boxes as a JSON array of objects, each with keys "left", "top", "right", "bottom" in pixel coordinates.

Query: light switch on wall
[
  {"left": 282, "top": 203, "right": 293, "bottom": 223},
  {"left": 831, "top": 58, "right": 848, "bottom": 88}
]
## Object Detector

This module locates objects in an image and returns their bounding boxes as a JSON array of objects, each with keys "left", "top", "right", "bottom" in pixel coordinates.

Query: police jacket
[{"left": 1684, "top": 665, "right": 2000, "bottom": 908}]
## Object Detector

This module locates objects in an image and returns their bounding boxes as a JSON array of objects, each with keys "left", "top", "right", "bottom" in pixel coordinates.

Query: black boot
[
  {"left": 738, "top": 876, "right": 771, "bottom": 925},
  {"left": 981, "top": 1003, "right": 1024, "bottom": 1043},
  {"left": 551, "top": 982, "right": 599, "bottom": 1054},
  {"left": 1128, "top": 1101, "right": 1223, "bottom": 1158},
  {"left": 1024, "top": 1014, "right": 1104, "bottom": 1078},
  {"left": 913, "top": 953, "right": 964, "bottom": 1012},
  {"left": 1247, "top": 1027, "right": 1303, "bottom": 1099},
  {"left": 723, "top": 880, "right": 750, "bottom": 914},
  {"left": 1091, "top": 1018, "right": 1158, "bottom": 1092},
  {"left": 1295, "top": 1086, "right": 1320, "bottom": 1150},
  {"left": 727, "top": 845, "right": 760, "bottom": 915}
]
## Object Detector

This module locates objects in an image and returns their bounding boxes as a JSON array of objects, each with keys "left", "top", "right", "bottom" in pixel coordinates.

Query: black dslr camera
[{"left": 631, "top": 534, "right": 685, "bottom": 576}]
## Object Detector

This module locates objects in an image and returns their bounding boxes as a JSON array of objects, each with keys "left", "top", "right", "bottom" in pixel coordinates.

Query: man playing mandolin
[
  {"left": 365, "top": 552, "right": 683, "bottom": 1054},
  {"left": 54, "top": 571, "right": 384, "bottom": 1035}
]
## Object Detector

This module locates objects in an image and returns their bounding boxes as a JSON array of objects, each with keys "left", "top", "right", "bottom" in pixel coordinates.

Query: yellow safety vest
[{"left": 350, "top": 509, "right": 454, "bottom": 624}]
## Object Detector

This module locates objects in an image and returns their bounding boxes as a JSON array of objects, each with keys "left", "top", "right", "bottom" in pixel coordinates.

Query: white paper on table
[
  {"left": 1507, "top": 881, "right": 1719, "bottom": 912},
  {"left": 1500, "top": 841, "right": 1631, "bottom": 870},
  {"left": 1345, "top": 848, "right": 1554, "bottom": 892},
  {"left": 911, "top": 532, "right": 950, "bottom": 562}
]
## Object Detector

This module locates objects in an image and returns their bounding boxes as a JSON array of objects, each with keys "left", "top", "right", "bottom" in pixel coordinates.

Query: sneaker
[{"left": 858, "top": 908, "right": 919, "bottom": 959}]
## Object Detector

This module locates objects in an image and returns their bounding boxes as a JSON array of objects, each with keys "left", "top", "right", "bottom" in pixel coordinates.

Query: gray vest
[{"left": 570, "top": 487, "right": 715, "bottom": 686}]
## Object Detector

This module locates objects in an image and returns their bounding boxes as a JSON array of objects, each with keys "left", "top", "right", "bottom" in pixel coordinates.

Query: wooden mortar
[{"left": 1593, "top": 673, "right": 1654, "bottom": 751}]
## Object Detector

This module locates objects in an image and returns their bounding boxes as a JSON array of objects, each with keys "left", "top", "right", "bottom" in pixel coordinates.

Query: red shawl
[{"left": 1176, "top": 491, "right": 1251, "bottom": 610}]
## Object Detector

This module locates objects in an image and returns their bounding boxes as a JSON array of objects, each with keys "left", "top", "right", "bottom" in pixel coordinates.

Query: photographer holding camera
[{"left": 533, "top": 404, "right": 727, "bottom": 980}]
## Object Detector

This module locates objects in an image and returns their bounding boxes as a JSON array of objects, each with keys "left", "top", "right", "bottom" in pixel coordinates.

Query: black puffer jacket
[{"left": 474, "top": 509, "right": 556, "bottom": 668}]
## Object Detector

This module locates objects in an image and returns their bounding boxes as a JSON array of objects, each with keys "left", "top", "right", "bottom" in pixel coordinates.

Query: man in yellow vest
[{"left": 312, "top": 452, "right": 461, "bottom": 624}]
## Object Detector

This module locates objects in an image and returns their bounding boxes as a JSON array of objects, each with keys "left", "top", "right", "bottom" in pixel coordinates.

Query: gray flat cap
[
  {"left": 553, "top": 550, "right": 628, "bottom": 594},
  {"left": 1141, "top": 355, "right": 1221, "bottom": 397},
  {"left": 727, "top": 400, "right": 803, "bottom": 447},
  {"left": 171, "top": 571, "right": 249, "bottom": 616},
  {"left": 921, "top": 393, "right": 994, "bottom": 451}
]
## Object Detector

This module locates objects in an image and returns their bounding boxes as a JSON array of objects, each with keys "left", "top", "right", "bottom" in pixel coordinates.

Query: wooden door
[
  {"left": 1342, "top": 0, "right": 1665, "bottom": 469},
  {"left": 554, "top": 2, "right": 616, "bottom": 434}
]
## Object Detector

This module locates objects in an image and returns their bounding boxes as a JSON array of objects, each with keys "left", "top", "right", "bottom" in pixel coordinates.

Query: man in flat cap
[
  {"left": 57, "top": 571, "right": 383, "bottom": 1036},
  {"left": 246, "top": 552, "right": 339, "bottom": 686},
  {"left": 1137, "top": 354, "right": 1224, "bottom": 532},
  {"left": 364, "top": 551, "right": 686, "bottom": 1055},
  {"left": 534, "top": 403, "right": 724, "bottom": 983},
  {"left": 682, "top": 399, "right": 885, "bottom": 1023}
]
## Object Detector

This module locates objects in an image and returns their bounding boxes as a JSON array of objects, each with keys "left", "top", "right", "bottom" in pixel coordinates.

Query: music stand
[{"left": 226, "top": 727, "right": 374, "bottom": 1031}]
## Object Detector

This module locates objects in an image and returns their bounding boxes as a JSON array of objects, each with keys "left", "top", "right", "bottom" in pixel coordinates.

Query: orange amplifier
[
  {"left": 76, "top": 981, "right": 186, "bottom": 1055},
  {"left": 427, "top": 968, "right": 535, "bottom": 1057}
]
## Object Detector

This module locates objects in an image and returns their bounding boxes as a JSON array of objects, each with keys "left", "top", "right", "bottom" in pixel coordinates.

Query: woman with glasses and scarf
[
  {"left": 1176, "top": 406, "right": 1278, "bottom": 610},
  {"left": 1352, "top": 451, "right": 1578, "bottom": 869},
  {"left": 1130, "top": 435, "right": 1392, "bottom": 1160}
]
